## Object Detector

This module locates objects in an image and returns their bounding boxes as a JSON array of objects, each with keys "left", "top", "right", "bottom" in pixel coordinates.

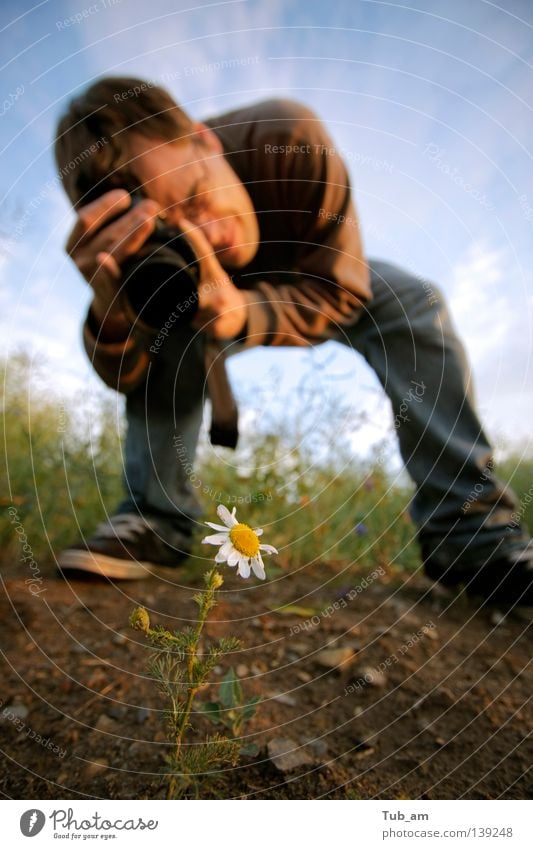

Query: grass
[{"left": 2, "top": 351, "right": 532, "bottom": 575}]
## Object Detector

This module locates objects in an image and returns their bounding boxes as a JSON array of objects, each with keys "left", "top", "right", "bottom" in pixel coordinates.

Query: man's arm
[{"left": 214, "top": 98, "right": 371, "bottom": 348}]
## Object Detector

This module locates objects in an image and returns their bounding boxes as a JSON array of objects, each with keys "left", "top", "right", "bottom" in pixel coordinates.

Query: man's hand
[
  {"left": 65, "top": 189, "right": 161, "bottom": 338},
  {"left": 175, "top": 216, "right": 247, "bottom": 340}
]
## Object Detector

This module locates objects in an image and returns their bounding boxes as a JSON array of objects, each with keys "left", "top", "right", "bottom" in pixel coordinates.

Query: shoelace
[{"left": 94, "top": 513, "right": 151, "bottom": 543}]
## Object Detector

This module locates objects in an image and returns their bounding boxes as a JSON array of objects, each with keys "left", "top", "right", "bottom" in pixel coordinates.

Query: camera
[{"left": 89, "top": 187, "right": 200, "bottom": 330}]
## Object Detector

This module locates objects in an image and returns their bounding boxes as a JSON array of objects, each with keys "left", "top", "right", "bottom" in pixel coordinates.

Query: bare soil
[{"left": 1, "top": 557, "right": 531, "bottom": 800}]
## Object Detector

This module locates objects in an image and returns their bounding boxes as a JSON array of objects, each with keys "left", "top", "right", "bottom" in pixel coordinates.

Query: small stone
[
  {"left": 136, "top": 707, "right": 150, "bottom": 723},
  {"left": 84, "top": 758, "right": 109, "bottom": 778},
  {"left": 57, "top": 771, "right": 69, "bottom": 784},
  {"left": 354, "top": 744, "right": 375, "bottom": 760},
  {"left": 236, "top": 664, "right": 248, "bottom": 678},
  {"left": 356, "top": 665, "right": 387, "bottom": 688},
  {"left": 353, "top": 706, "right": 364, "bottom": 717},
  {"left": 94, "top": 715, "right": 118, "bottom": 734},
  {"left": 490, "top": 610, "right": 506, "bottom": 626},
  {"left": 251, "top": 661, "right": 267, "bottom": 674},
  {"left": 128, "top": 741, "right": 148, "bottom": 756},
  {"left": 107, "top": 705, "right": 127, "bottom": 720},
  {"left": 417, "top": 716, "right": 433, "bottom": 732},
  {"left": 290, "top": 642, "right": 309, "bottom": 656},
  {"left": 112, "top": 632, "right": 128, "bottom": 646},
  {"left": 213, "top": 666, "right": 223, "bottom": 675},
  {"left": 296, "top": 670, "right": 312, "bottom": 683},
  {"left": 434, "top": 736, "right": 446, "bottom": 747},
  {"left": 267, "top": 737, "right": 313, "bottom": 773},
  {"left": 270, "top": 692, "right": 297, "bottom": 707},
  {"left": 423, "top": 626, "right": 439, "bottom": 641},
  {"left": 316, "top": 648, "right": 354, "bottom": 670},
  {"left": 1, "top": 704, "right": 29, "bottom": 722},
  {"left": 302, "top": 737, "right": 328, "bottom": 760}
]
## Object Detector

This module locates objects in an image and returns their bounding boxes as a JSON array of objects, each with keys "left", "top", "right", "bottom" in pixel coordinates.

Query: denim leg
[
  {"left": 341, "top": 259, "right": 522, "bottom": 555},
  {"left": 116, "top": 324, "right": 206, "bottom": 530}
]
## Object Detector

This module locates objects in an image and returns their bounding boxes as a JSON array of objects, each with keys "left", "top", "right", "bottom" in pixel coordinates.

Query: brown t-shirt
[{"left": 83, "top": 98, "right": 371, "bottom": 393}]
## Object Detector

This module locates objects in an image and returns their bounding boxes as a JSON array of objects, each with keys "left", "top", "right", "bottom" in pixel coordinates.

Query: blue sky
[{"left": 1, "top": 0, "right": 532, "bottom": 463}]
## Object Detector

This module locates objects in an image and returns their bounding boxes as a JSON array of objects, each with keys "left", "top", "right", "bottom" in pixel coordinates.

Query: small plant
[
  {"left": 130, "top": 568, "right": 241, "bottom": 799},
  {"left": 130, "top": 504, "right": 277, "bottom": 799},
  {"left": 201, "top": 668, "right": 261, "bottom": 756}
]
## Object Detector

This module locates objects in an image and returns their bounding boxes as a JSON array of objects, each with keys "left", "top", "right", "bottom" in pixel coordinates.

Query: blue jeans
[{"left": 118, "top": 259, "right": 522, "bottom": 556}]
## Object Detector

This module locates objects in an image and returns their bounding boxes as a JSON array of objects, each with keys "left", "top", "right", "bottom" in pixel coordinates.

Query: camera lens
[{"left": 122, "top": 223, "right": 200, "bottom": 330}]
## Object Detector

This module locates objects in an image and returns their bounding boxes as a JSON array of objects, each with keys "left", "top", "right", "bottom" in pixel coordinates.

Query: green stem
[{"left": 167, "top": 569, "right": 222, "bottom": 799}]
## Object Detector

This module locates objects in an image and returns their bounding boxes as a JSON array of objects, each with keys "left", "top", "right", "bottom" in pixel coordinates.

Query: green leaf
[
  {"left": 219, "top": 668, "right": 242, "bottom": 708},
  {"left": 241, "top": 696, "right": 261, "bottom": 722},
  {"left": 200, "top": 701, "right": 222, "bottom": 724},
  {"left": 273, "top": 603, "right": 320, "bottom": 617}
]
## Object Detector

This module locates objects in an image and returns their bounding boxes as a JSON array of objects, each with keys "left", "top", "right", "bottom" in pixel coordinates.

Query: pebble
[
  {"left": 1, "top": 704, "right": 29, "bottom": 722},
  {"left": 290, "top": 642, "right": 310, "bottom": 656},
  {"left": 357, "top": 665, "right": 387, "bottom": 688},
  {"left": 270, "top": 692, "right": 297, "bottom": 707},
  {"left": 267, "top": 737, "right": 313, "bottom": 773},
  {"left": 490, "top": 610, "right": 506, "bottom": 627},
  {"left": 251, "top": 661, "right": 267, "bottom": 674},
  {"left": 236, "top": 664, "right": 249, "bottom": 678},
  {"left": 84, "top": 759, "right": 109, "bottom": 779},
  {"left": 128, "top": 741, "right": 148, "bottom": 756},
  {"left": 315, "top": 648, "right": 354, "bottom": 670},
  {"left": 94, "top": 715, "right": 118, "bottom": 734},
  {"left": 107, "top": 705, "right": 127, "bottom": 720},
  {"left": 136, "top": 707, "right": 150, "bottom": 723},
  {"left": 296, "top": 670, "right": 312, "bottom": 683},
  {"left": 112, "top": 633, "right": 128, "bottom": 646},
  {"left": 302, "top": 737, "right": 328, "bottom": 760},
  {"left": 213, "top": 666, "right": 223, "bottom": 676}
]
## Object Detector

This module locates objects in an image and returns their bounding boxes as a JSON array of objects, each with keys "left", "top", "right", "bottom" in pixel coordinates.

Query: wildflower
[
  {"left": 202, "top": 504, "right": 277, "bottom": 581},
  {"left": 355, "top": 523, "right": 368, "bottom": 536},
  {"left": 130, "top": 606, "right": 150, "bottom": 633}
]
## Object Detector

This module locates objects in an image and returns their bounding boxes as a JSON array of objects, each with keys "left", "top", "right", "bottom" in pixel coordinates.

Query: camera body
[
  {"left": 120, "top": 190, "right": 200, "bottom": 330},
  {"left": 85, "top": 186, "right": 200, "bottom": 331}
]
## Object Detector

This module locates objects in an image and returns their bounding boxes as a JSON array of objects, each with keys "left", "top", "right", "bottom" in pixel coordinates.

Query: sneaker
[
  {"left": 422, "top": 536, "right": 533, "bottom": 605},
  {"left": 57, "top": 512, "right": 192, "bottom": 580}
]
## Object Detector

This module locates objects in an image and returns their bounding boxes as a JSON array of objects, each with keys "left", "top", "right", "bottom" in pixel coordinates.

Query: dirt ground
[{"left": 0, "top": 556, "right": 531, "bottom": 800}]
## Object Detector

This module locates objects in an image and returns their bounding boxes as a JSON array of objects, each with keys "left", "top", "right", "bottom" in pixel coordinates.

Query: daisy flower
[{"left": 202, "top": 504, "right": 278, "bottom": 580}]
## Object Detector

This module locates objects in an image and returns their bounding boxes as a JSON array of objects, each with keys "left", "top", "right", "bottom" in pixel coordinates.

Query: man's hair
[{"left": 54, "top": 76, "right": 195, "bottom": 207}]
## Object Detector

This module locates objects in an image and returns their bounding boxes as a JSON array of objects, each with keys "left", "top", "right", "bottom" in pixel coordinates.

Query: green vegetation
[
  {"left": 2, "top": 352, "right": 532, "bottom": 576},
  {"left": 130, "top": 569, "right": 244, "bottom": 800}
]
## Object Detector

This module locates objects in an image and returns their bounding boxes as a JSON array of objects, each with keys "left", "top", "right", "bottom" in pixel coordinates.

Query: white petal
[
  {"left": 227, "top": 548, "right": 241, "bottom": 567},
  {"left": 202, "top": 532, "right": 229, "bottom": 545},
  {"left": 217, "top": 504, "right": 238, "bottom": 527},
  {"left": 237, "top": 557, "right": 251, "bottom": 579},
  {"left": 254, "top": 528, "right": 264, "bottom": 536},
  {"left": 259, "top": 543, "right": 278, "bottom": 555},
  {"left": 251, "top": 554, "right": 266, "bottom": 580},
  {"left": 214, "top": 540, "right": 234, "bottom": 564},
  {"left": 205, "top": 521, "right": 230, "bottom": 532}
]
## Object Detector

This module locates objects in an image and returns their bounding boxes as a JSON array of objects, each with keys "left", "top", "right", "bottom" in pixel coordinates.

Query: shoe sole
[{"left": 58, "top": 549, "right": 157, "bottom": 581}]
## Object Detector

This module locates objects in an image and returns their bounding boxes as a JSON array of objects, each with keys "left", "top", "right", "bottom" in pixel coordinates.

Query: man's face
[{"left": 126, "top": 126, "right": 260, "bottom": 269}]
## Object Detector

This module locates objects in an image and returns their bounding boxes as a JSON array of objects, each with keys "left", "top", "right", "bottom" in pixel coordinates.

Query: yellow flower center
[{"left": 229, "top": 523, "right": 260, "bottom": 557}]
